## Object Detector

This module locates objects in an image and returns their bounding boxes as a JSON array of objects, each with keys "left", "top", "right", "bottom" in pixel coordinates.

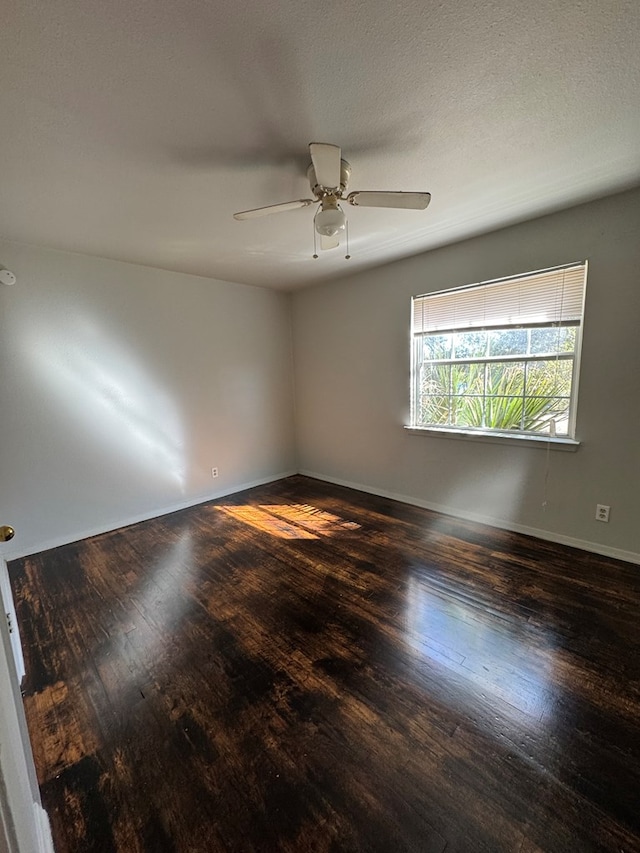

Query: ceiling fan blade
[
  {"left": 320, "top": 233, "right": 340, "bottom": 250},
  {"left": 233, "top": 199, "right": 315, "bottom": 220},
  {"left": 309, "top": 143, "right": 341, "bottom": 189},
  {"left": 347, "top": 191, "right": 431, "bottom": 210}
]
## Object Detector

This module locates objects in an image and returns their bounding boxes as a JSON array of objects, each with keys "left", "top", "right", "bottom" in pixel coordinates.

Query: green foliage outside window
[{"left": 416, "top": 325, "right": 575, "bottom": 434}]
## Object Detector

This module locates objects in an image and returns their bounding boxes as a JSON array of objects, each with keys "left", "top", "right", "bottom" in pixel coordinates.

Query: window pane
[
  {"left": 420, "top": 396, "right": 450, "bottom": 425},
  {"left": 452, "top": 330, "right": 487, "bottom": 359},
  {"left": 451, "top": 363, "right": 485, "bottom": 395},
  {"left": 487, "top": 362, "right": 525, "bottom": 396},
  {"left": 486, "top": 396, "right": 524, "bottom": 430},
  {"left": 489, "top": 329, "right": 528, "bottom": 356},
  {"left": 526, "top": 360, "right": 573, "bottom": 397},
  {"left": 530, "top": 326, "right": 576, "bottom": 355},
  {"left": 421, "top": 363, "right": 451, "bottom": 395},
  {"left": 452, "top": 396, "right": 484, "bottom": 427},
  {"left": 423, "top": 333, "right": 452, "bottom": 360},
  {"left": 523, "top": 398, "right": 570, "bottom": 433}
]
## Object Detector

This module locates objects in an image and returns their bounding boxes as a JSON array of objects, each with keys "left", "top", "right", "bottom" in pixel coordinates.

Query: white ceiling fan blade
[
  {"left": 309, "top": 143, "right": 341, "bottom": 189},
  {"left": 347, "top": 191, "right": 431, "bottom": 210},
  {"left": 320, "top": 233, "right": 340, "bottom": 250},
  {"left": 233, "top": 199, "right": 315, "bottom": 220}
]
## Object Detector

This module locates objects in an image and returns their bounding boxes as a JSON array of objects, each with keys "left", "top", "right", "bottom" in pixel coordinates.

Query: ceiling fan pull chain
[
  {"left": 345, "top": 219, "right": 351, "bottom": 260},
  {"left": 312, "top": 220, "right": 319, "bottom": 259}
]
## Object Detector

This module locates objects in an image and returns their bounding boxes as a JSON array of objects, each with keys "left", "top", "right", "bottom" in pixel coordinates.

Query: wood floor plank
[{"left": 9, "top": 475, "right": 640, "bottom": 852}]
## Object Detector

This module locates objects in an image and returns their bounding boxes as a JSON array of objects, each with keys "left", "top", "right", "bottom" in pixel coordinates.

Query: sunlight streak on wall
[{"left": 23, "top": 315, "right": 187, "bottom": 489}]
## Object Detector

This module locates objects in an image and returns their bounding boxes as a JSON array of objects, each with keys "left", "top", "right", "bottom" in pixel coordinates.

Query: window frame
[{"left": 409, "top": 263, "right": 587, "bottom": 443}]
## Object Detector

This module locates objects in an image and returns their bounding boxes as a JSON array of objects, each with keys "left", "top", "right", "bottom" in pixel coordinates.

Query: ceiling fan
[{"left": 233, "top": 143, "right": 431, "bottom": 254}]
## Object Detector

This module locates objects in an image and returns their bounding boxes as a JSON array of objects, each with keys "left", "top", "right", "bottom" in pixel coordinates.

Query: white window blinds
[{"left": 412, "top": 264, "right": 587, "bottom": 333}]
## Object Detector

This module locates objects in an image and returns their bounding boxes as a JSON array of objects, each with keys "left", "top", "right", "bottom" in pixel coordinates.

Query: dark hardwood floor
[{"left": 8, "top": 475, "right": 640, "bottom": 852}]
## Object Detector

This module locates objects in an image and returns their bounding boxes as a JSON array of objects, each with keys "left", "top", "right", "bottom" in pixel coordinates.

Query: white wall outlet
[
  {"left": 595, "top": 504, "right": 610, "bottom": 522},
  {"left": 211, "top": 467, "right": 219, "bottom": 479}
]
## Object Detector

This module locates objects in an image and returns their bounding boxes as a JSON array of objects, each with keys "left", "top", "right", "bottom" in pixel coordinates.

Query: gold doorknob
[{"left": 0, "top": 525, "right": 15, "bottom": 542}]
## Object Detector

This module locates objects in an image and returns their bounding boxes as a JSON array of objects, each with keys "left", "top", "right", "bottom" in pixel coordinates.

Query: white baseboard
[
  {"left": 299, "top": 470, "right": 640, "bottom": 566},
  {"left": 3, "top": 470, "right": 297, "bottom": 562}
]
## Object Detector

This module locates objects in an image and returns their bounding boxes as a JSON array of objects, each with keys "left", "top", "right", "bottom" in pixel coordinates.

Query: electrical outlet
[
  {"left": 211, "top": 467, "right": 219, "bottom": 479},
  {"left": 595, "top": 504, "right": 610, "bottom": 522}
]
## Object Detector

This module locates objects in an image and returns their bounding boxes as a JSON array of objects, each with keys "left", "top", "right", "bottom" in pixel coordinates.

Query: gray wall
[
  {"left": 292, "top": 187, "right": 640, "bottom": 562},
  {"left": 0, "top": 241, "right": 296, "bottom": 559}
]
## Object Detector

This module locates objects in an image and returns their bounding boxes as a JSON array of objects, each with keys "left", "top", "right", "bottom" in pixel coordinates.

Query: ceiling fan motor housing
[{"left": 307, "top": 159, "right": 352, "bottom": 198}]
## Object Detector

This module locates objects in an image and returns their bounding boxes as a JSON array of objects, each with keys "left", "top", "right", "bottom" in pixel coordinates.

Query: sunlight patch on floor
[{"left": 214, "top": 504, "right": 361, "bottom": 539}]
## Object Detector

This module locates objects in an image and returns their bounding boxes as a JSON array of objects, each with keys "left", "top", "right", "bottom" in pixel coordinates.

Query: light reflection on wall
[
  {"left": 24, "top": 315, "right": 187, "bottom": 489},
  {"left": 405, "top": 570, "right": 554, "bottom": 723},
  {"left": 438, "top": 463, "right": 531, "bottom": 528}
]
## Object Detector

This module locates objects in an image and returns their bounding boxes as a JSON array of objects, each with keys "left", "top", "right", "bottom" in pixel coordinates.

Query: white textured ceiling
[{"left": 1, "top": 0, "right": 639, "bottom": 290}]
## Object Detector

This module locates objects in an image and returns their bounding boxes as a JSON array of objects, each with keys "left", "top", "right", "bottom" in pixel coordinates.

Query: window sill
[{"left": 404, "top": 426, "right": 580, "bottom": 451}]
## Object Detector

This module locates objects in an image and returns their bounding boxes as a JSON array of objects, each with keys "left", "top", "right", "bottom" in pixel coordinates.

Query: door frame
[{"left": 0, "top": 558, "right": 53, "bottom": 853}]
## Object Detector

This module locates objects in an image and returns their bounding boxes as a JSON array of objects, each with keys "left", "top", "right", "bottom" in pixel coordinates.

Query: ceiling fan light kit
[
  {"left": 233, "top": 143, "right": 431, "bottom": 258},
  {"left": 314, "top": 204, "right": 346, "bottom": 237}
]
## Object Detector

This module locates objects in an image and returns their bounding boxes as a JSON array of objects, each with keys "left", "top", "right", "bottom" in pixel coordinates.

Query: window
[{"left": 410, "top": 263, "right": 587, "bottom": 439}]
